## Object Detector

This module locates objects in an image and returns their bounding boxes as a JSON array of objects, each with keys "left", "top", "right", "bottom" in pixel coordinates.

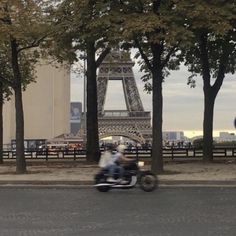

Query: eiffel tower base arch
[{"left": 98, "top": 115, "right": 152, "bottom": 144}]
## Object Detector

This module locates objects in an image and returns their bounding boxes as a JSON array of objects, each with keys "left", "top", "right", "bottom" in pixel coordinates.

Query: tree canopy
[
  {"left": 116, "top": 0, "right": 191, "bottom": 173},
  {"left": 51, "top": 0, "right": 123, "bottom": 162},
  {"left": 180, "top": 0, "right": 236, "bottom": 161},
  {"left": 0, "top": 0, "right": 57, "bottom": 173}
]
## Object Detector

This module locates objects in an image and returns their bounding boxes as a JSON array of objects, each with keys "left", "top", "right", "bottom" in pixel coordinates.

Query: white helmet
[{"left": 117, "top": 144, "right": 126, "bottom": 153}]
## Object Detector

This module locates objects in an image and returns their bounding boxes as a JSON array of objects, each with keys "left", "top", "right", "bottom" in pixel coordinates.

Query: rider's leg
[
  {"left": 107, "top": 164, "right": 118, "bottom": 182},
  {"left": 117, "top": 166, "right": 124, "bottom": 179},
  {"left": 117, "top": 165, "right": 129, "bottom": 184},
  {"left": 107, "top": 164, "right": 115, "bottom": 176}
]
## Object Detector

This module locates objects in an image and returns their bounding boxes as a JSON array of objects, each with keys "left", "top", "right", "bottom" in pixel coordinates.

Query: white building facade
[{"left": 3, "top": 62, "right": 70, "bottom": 148}]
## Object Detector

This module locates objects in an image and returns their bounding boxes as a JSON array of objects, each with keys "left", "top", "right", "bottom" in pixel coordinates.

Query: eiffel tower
[{"left": 97, "top": 51, "right": 152, "bottom": 144}]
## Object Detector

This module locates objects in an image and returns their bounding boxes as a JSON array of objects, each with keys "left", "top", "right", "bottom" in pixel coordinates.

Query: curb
[
  {"left": 159, "top": 180, "right": 236, "bottom": 186},
  {"left": 1, "top": 180, "right": 236, "bottom": 188},
  {"left": 0, "top": 180, "right": 93, "bottom": 186}
]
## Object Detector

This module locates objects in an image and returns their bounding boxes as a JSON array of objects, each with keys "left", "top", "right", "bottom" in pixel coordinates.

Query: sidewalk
[{"left": 0, "top": 160, "right": 236, "bottom": 186}]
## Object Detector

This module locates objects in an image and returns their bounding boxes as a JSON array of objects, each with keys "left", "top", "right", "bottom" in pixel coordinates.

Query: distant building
[
  {"left": 163, "top": 131, "right": 184, "bottom": 141},
  {"left": 3, "top": 62, "right": 70, "bottom": 149},
  {"left": 70, "top": 102, "right": 82, "bottom": 135},
  {"left": 218, "top": 132, "right": 236, "bottom": 142}
]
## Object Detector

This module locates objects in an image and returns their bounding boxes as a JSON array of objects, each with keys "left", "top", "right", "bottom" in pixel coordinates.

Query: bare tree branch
[
  {"left": 96, "top": 47, "right": 111, "bottom": 68},
  {"left": 212, "top": 44, "right": 230, "bottom": 94},
  {"left": 17, "top": 35, "right": 48, "bottom": 53},
  {"left": 161, "top": 42, "right": 180, "bottom": 69},
  {"left": 134, "top": 38, "right": 152, "bottom": 71}
]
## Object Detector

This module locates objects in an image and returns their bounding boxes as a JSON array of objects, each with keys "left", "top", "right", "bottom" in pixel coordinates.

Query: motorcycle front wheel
[{"left": 139, "top": 171, "right": 158, "bottom": 192}]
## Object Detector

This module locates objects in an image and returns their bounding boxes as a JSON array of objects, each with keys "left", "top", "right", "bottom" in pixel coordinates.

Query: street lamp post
[{"left": 83, "top": 55, "right": 87, "bottom": 145}]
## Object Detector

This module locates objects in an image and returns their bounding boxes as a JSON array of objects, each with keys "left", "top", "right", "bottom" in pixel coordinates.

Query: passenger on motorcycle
[
  {"left": 107, "top": 144, "right": 133, "bottom": 183},
  {"left": 98, "top": 144, "right": 114, "bottom": 169}
]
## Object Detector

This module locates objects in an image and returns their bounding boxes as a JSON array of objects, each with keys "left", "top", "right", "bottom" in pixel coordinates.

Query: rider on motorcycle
[{"left": 107, "top": 144, "right": 133, "bottom": 183}]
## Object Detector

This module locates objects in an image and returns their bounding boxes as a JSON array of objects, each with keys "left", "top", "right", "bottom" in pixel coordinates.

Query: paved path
[
  {"left": 0, "top": 187, "right": 236, "bottom": 236},
  {"left": 0, "top": 160, "right": 236, "bottom": 186}
]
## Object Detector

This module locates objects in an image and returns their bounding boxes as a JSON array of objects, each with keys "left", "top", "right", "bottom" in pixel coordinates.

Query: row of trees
[
  {"left": 0, "top": 0, "right": 58, "bottom": 172},
  {"left": 0, "top": 0, "right": 235, "bottom": 174}
]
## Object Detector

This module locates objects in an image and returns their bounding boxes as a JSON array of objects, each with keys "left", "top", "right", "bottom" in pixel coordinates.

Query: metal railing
[
  {"left": 102, "top": 111, "right": 151, "bottom": 118},
  {"left": 2, "top": 147, "right": 236, "bottom": 161},
  {"left": 2, "top": 149, "right": 86, "bottom": 161}
]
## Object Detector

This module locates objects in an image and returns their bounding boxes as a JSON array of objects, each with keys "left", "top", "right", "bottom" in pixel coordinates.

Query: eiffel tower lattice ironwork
[{"left": 97, "top": 51, "right": 152, "bottom": 144}]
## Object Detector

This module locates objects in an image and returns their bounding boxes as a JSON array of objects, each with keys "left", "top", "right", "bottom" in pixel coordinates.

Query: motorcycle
[{"left": 94, "top": 160, "right": 158, "bottom": 192}]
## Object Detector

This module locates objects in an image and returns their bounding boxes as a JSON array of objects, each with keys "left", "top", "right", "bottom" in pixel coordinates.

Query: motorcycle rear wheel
[{"left": 139, "top": 172, "right": 157, "bottom": 192}]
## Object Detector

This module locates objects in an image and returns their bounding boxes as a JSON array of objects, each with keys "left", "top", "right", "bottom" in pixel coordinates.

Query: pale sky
[{"left": 71, "top": 57, "right": 236, "bottom": 138}]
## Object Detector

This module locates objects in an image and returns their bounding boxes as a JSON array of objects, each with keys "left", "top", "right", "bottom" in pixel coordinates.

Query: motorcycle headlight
[{"left": 138, "top": 161, "right": 144, "bottom": 167}]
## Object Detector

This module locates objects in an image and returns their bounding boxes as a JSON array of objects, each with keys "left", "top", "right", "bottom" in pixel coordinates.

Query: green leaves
[
  {"left": 182, "top": 0, "right": 236, "bottom": 80},
  {"left": 0, "top": 0, "right": 56, "bottom": 92}
]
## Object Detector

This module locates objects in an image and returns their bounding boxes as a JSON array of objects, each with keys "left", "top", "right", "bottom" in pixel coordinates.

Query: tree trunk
[
  {"left": 86, "top": 41, "right": 100, "bottom": 162},
  {"left": 202, "top": 69, "right": 225, "bottom": 162},
  {"left": 199, "top": 33, "right": 214, "bottom": 162},
  {"left": 199, "top": 33, "right": 227, "bottom": 162},
  {"left": 151, "top": 67, "right": 163, "bottom": 173},
  {"left": 151, "top": 43, "right": 164, "bottom": 174},
  {"left": 11, "top": 39, "right": 26, "bottom": 173},
  {"left": 14, "top": 86, "right": 26, "bottom": 173},
  {"left": 0, "top": 83, "right": 3, "bottom": 164},
  {"left": 203, "top": 89, "right": 215, "bottom": 162}
]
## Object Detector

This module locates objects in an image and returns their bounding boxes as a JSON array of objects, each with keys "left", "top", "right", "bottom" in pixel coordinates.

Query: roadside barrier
[{"left": 2, "top": 147, "right": 236, "bottom": 161}]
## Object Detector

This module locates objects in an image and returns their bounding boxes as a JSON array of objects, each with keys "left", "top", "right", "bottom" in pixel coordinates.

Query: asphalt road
[{"left": 0, "top": 187, "right": 236, "bottom": 236}]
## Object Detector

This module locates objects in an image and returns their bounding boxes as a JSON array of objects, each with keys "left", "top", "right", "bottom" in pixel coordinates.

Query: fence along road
[{"left": 2, "top": 147, "right": 236, "bottom": 161}]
